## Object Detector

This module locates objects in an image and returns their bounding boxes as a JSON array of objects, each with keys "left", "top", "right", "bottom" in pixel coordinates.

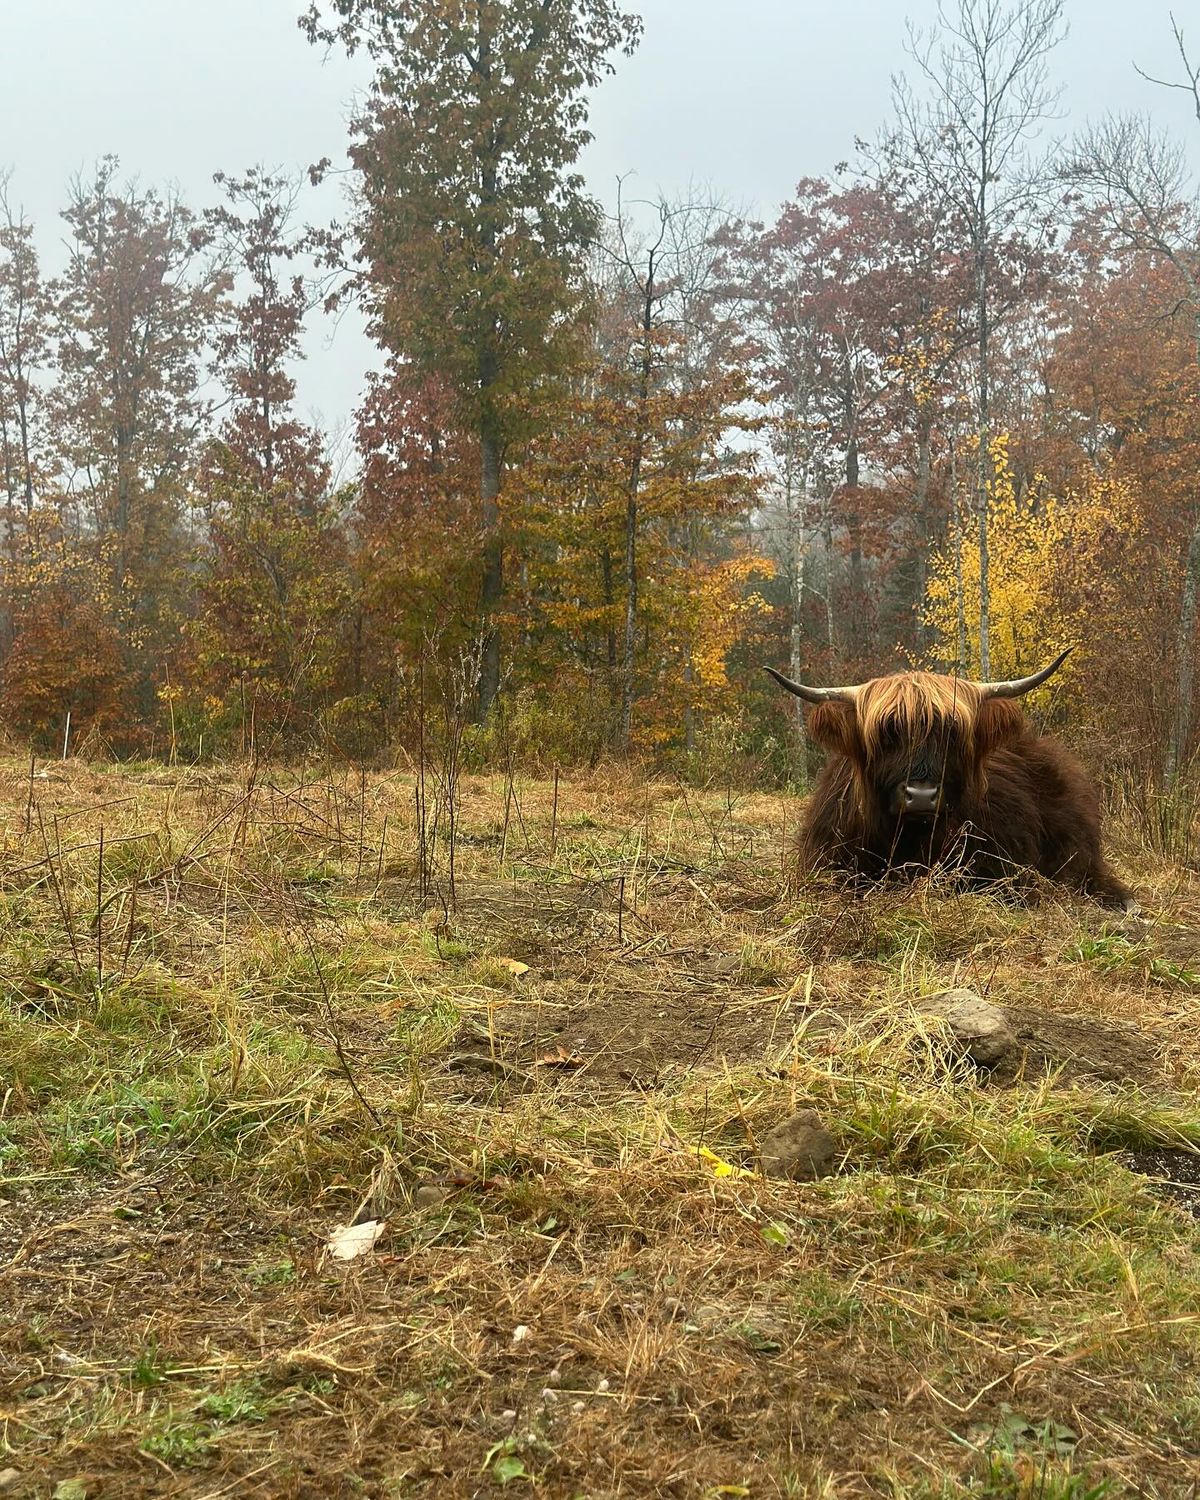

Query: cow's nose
[{"left": 903, "top": 783, "right": 940, "bottom": 817}]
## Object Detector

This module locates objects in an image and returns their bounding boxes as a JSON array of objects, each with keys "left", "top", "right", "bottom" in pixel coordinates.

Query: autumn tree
[
  {"left": 511, "top": 196, "right": 763, "bottom": 752},
  {"left": 300, "top": 0, "right": 642, "bottom": 716},
  {"left": 52, "top": 157, "right": 220, "bottom": 711},
  {"left": 348, "top": 358, "right": 481, "bottom": 736},
  {"left": 188, "top": 168, "right": 348, "bottom": 751},
  {"left": 0, "top": 507, "right": 126, "bottom": 750},
  {"left": 0, "top": 175, "right": 49, "bottom": 555},
  {"left": 1064, "top": 18, "right": 1200, "bottom": 779},
  {"left": 895, "top": 0, "right": 1066, "bottom": 676},
  {"left": 719, "top": 167, "right": 982, "bottom": 705}
]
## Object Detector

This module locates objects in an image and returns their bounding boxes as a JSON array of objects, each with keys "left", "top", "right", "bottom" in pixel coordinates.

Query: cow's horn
[
  {"left": 976, "top": 647, "right": 1073, "bottom": 700},
  {"left": 762, "top": 666, "right": 858, "bottom": 703}
]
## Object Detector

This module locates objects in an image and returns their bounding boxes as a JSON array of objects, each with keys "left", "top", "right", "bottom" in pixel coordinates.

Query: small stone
[
  {"left": 662, "top": 1296, "right": 687, "bottom": 1319},
  {"left": 571, "top": 1400, "right": 585, "bottom": 1415},
  {"left": 920, "top": 990, "right": 1016, "bottom": 1070},
  {"left": 0, "top": 1472, "right": 21, "bottom": 1493},
  {"left": 596, "top": 1377, "right": 610, "bottom": 1392},
  {"left": 512, "top": 1324, "right": 531, "bottom": 1343},
  {"left": 540, "top": 1387, "right": 558, "bottom": 1403},
  {"left": 413, "top": 1185, "right": 448, "bottom": 1209},
  {"left": 501, "top": 1408, "right": 518, "bottom": 1423},
  {"left": 546, "top": 1367, "right": 563, "bottom": 1386},
  {"left": 758, "top": 1109, "right": 837, "bottom": 1182}
]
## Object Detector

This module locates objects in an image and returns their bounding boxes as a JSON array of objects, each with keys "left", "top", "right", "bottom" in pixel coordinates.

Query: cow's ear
[
  {"left": 809, "top": 700, "right": 861, "bottom": 759},
  {"left": 975, "top": 698, "right": 1023, "bottom": 757}
]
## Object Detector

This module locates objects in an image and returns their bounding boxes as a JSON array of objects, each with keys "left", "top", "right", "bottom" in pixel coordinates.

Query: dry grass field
[{"left": 2, "top": 756, "right": 1200, "bottom": 1498}]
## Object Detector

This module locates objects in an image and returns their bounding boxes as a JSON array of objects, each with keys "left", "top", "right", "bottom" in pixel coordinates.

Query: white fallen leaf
[
  {"left": 327, "top": 1219, "right": 386, "bottom": 1260},
  {"left": 512, "top": 1323, "right": 531, "bottom": 1343}
]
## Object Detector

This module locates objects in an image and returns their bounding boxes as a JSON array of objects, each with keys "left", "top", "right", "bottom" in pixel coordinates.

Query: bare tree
[
  {"left": 1064, "top": 15, "right": 1200, "bottom": 782},
  {"left": 895, "top": 0, "right": 1066, "bottom": 677},
  {"left": 601, "top": 184, "right": 738, "bottom": 750},
  {"left": 0, "top": 175, "right": 48, "bottom": 555},
  {"left": 753, "top": 307, "right": 829, "bottom": 783}
]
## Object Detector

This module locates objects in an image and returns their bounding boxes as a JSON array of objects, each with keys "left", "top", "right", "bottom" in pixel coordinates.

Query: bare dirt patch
[
  {"left": 1003, "top": 1003, "right": 1161, "bottom": 1085},
  {"left": 1118, "top": 1147, "right": 1200, "bottom": 1219}
]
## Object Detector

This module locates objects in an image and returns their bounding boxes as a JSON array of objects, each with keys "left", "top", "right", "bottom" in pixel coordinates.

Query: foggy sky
[{"left": 2, "top": 0, "right": 1197, "bottom": 437}]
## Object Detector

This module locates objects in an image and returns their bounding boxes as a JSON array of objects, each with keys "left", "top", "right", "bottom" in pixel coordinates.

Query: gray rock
[
  {"left": 920, "top": 989, "right": 1016, "bottom": 1069},
  {"left": 758, "top": 1109, "right": 837, "bottom": 1181}
]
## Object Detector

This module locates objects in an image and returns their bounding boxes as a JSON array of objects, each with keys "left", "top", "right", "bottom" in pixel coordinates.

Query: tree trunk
[
  {"left": 620, "top": 476, "right": 639, "bottom": 747},
  {"left": 683, "top": 651, "right": 695, "bottom": 754},
  {"left": 478, "top": 417, "right": 503, "bottom": 717},
  {"left": 843, "top": 394, "right": 864, "bottom": 658},
  {"left": 1167, "top": 509, "right": 1200, "bottom": 785},
  {"left": 974, "top": 190, "right": 992, "bottom": 680},
  {"left": 950, "top": 440, "right": 967, "bottom": 675},
  {"left": 600, "top": 544, "right": 616, "bottom": 674},
  {"left": 783, "top": 458, "right": 809, "bottom": 786},
  {"left": 620, "top": 267, "right": 655, "bottom": 750},
  {"left": 474, "top": 13, "right": 503, "bottom": 720},
  {"left": 822, "top": 494, "right": 837, "bottom": 664},
  {"left": 789, "top": 614, "right": 809, "bottom": 792},
  {"left": 1, "top": 411, "right": 16, "bottom": 560},
  {"left": 913, "top": 412, "right": 932, "bottom": 655}
]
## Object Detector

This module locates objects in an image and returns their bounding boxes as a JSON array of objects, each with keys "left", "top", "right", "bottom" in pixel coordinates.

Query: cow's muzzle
[{"left": 901, "top": 782, "right": 941, "bottom": 818}]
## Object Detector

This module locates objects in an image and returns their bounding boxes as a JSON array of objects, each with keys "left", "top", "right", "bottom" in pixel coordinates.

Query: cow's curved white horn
[
  {"left": 976, "top": 647, "right": 1073, "bottom": 700},
  {"left": 762, "top": 666, "right": 858, "bottom": 704}
]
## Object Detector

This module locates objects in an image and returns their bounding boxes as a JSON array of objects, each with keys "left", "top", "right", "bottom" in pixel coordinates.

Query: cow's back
[{"left": 982, "top": 733, "right": 1107, "bottom": 888}]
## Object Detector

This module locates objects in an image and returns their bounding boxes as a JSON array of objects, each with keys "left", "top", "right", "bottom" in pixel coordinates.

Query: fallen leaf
[
  {"left": 53, "top": 1483, "right": 88, "bottom": 1500},
  {"left": 697, "top": 1145, "right": 756, "bottom": 1180},
  {"left": 495, "top": 957, "right": 531, "bottom": 977},
  {"left": 533, "top": 1044, "right": 584, "bottom": 1069},
  {"left": 419, "top": 1169, "right": 510, "bottom": 1194},
  {"left": 327, "top": 1219, "right": 386, "bottom": 1260},
  {"left": 492, "top": 1454, "right": 531, "bottom": 1485}
]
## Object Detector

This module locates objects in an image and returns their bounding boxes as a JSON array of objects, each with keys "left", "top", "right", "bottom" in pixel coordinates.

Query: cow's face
[
  {"left": 764, "top": 653, "right": 1070, "bottom": 825},
  {"left": 864, "top": 712, "right": 967, "bottom": 821},
  {"left": 802, "top": 675, "right": 1026, "bottom": 825}
]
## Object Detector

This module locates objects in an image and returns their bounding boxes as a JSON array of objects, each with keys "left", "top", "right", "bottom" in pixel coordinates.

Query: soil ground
[{"left": 2, "top": 759, "right": 1200, "bottom": 1498}]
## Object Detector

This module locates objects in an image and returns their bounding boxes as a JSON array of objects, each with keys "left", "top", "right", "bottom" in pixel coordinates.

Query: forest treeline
[{"left": 2, "top": 0, "right": 1199, "bottom": 788}]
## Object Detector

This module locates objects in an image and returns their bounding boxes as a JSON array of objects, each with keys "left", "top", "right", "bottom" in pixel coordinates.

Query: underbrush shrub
[
  {"left": 462, "top": 683, "right": 618, "bottom": 773},
  {"left": 320, "top": 692, "right": 388, "bottom": 763},
  {"left": 1110, "top": 762, "right": 1200, "bottom": 869},
  {"left": 676, "top": 711, "right": 787, "bottom": 791}
]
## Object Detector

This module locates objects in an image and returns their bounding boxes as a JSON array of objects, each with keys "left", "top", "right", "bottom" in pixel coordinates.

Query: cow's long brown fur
[{"left": 798, "top": 671, "right": 1132, "bottom": 908}]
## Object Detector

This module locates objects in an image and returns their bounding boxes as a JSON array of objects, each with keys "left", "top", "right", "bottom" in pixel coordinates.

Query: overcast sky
[{"left": 2, "top": 0, "right": 1197, "bottom": 438}]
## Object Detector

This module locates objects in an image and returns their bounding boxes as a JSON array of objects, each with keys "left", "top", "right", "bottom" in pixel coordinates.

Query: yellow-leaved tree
[
  {"left": 926, "top": 438, "right": 1151, "bottom": 728},
  {"left": 925, "top": 433, "right": 1065, "bottom": 686}
]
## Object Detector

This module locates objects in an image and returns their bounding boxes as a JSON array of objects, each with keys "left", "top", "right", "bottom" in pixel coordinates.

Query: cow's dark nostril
[{"left": 903, "top": 783, "right": 940, "bottom": 816}]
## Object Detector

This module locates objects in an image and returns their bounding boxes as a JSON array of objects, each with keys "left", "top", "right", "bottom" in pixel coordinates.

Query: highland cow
[{"left": 765, "top": 649, "right": 1134, "bottom": 909}]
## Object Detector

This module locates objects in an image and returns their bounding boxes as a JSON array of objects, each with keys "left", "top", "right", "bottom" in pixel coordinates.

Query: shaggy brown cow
[{"left": 765, "top": 649, "right": 1134, "bottom": 909}]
